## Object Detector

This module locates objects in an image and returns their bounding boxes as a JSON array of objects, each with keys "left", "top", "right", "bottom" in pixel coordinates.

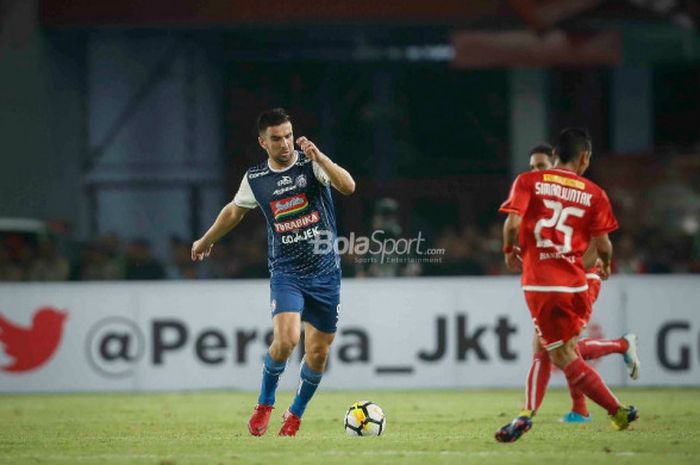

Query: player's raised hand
[
  {"left": 296, "top": 136, "right": 323, "bottom": 162},
  {"left": 191, "top": 239, "right": 214, "bottom": 261}
]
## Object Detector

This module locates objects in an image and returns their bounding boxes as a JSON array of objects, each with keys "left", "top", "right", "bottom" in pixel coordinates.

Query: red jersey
[{"left": 499, "top": 168, "right": 618, "bottom": 291}]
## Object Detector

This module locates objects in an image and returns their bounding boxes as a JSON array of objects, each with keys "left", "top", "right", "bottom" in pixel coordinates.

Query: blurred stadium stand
[{"left": 1, "top": 0, "right": 699, "bottom": 280}]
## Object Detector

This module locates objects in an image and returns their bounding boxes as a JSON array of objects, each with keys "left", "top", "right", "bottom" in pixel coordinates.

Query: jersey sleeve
[
  {"left": 233, "top": 174, "right": 258, "bottom": 209},
  {"left": 499, "top": 174, "right": 531, "bottom": 216},
  {"left": 312, "top": 161, "right": 331, "bottom": 186},
  {"left": 590, "top": 189, "right": 618, "bottom": 236}
]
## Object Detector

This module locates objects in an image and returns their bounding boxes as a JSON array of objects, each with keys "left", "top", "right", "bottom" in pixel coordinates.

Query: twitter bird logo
[{"left": 0, "top": 307, "right": 68, "bottom": 373}]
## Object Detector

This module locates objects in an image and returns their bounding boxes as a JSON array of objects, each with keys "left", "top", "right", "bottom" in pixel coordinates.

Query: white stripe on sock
[{"left": 584, "top": 341, "right": 618, "bottom": 347}]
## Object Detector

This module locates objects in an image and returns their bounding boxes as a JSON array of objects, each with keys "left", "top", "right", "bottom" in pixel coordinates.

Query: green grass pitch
[{"left": 1, "top": 388, "right": 699, "bottom": 465}]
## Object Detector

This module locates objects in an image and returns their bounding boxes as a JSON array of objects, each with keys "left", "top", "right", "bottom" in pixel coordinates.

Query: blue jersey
[{"left": 233, "top": 151, "right": 340, "bottom": 278}]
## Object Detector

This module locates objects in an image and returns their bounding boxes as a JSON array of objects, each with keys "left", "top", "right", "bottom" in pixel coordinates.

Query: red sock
[
  {"left": 577, "top": 338, "right": 629, "bottom": 360},
  {"left": 568, "top": 386, "right": 589, "bottom": 416},
  {"left": 564, "top": 358, "right": 620, "bottom": 415},
  {"left": 524, "top": 350, "right": 551, "bottom": 412},
  {"left": 569, "top": 346, "right": 588, "bottom": 416}
]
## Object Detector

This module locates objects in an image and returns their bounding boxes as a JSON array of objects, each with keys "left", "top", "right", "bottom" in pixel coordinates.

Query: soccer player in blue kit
[{"left": 191, "top": 108, "right": 356, "bottom": 436}]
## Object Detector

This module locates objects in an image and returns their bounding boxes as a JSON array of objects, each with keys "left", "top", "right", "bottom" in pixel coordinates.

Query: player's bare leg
[
  {"left": 269, "top": 312, "right": 302, "bottom": 361},
  {"left": 279, "top": 322, "right": 335, "bottom": 437},
  {"left": 249, "top": 312, "right": 301, "bottom": 436},
  {"left": 302, "top": 322, "right": 334, "bottom": 372}
]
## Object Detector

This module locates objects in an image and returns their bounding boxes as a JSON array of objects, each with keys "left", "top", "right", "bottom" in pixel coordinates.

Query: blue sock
[
  {"left": 289, "top": 361, "right": 323, "bottom": 418},
  {"left": 257, "top": 353, "right": 286, "bottom": 406}
]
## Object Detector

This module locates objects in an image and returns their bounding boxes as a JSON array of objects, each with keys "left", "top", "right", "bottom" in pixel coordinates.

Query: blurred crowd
[
  {"left": 0, "top": 232, "right": 269, "bottom": 282},
  {"left": 1, "top": 155, "right": 699, "bottom": 282},
  {"left": 1, "top": 224, "right": 698, "bottom": 282}
]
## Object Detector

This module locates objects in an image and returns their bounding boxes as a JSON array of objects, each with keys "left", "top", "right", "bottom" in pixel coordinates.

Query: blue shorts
[{"left": 270, "top": 271, "right": 341, "bottom": 333}]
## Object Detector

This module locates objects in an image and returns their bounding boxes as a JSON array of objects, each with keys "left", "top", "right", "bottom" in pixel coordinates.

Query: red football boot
[
  {"left": 278, "top": 409, "right": 302, "bottom": 436},
  {"left": 248, "top": 404, "right": 274, "bottom": 436}
]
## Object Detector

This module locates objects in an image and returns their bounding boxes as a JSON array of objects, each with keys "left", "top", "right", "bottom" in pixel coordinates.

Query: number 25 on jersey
[{"left": 534, "top": 200, "right": 585, "bottom": 254}]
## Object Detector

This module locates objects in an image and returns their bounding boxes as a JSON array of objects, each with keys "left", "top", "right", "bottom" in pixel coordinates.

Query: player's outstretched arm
[
  {"left": 191, "top": 202, "right": 250, "bottom": 261},
  {"left": 591, "top": 233, "right": 613, "bottom": 279},
  {"left": 296, "top": 136, "right": 356, "bottom": 195},
  {"left": 502, "top": 212, "right": 522, "bottom": 272}
]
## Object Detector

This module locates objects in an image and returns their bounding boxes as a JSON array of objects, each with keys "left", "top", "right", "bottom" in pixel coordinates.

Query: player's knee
[
  {"left": 305, "top": 345, "right": 330, "bottom": 371},
  {"left": 272, "top": 337, "right": 299, "bottom": 359},
  {"left": 549, "top": 351, "right": 566, "bottom": 369}
]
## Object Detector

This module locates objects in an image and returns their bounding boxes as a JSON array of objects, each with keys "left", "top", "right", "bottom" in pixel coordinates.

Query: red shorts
[
  {"left": 524, "top": 290, "right": 592, "bottom": 350},
  {"left": 586, "top": 276, "right": 602, "bottom": 305}
]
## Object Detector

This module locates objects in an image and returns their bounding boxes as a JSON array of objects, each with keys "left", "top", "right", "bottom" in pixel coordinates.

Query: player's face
[
  {"left": 259, "top": 122, "right": 294, "bottom": 166},
  {"left": 529, "top": 153, "right": 553, "bottom": 172}
]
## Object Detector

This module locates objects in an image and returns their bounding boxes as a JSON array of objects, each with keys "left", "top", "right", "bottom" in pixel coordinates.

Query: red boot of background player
[
  {"left": 278, "top": 409, "right": 302, "bottom": 436},
  {"left": 248, "top": 404, "right": 274, "bottom": 436}
]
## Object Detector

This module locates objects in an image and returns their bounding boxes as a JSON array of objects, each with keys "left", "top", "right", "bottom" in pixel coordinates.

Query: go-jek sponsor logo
[
  {"left": 282, "top": 226, "right": 322, "bottom": 244},
  {"left": 274, "top": 211, "right": 320, "bottom": 233},
  {"left": 272, "top": 185, "right": 298, "bottom": 196},
  {"left": 0, "top": 307, "right": 68, "bottom": 373},
  {"left": 270, "top": 193, "right": 309, "bottom": 221}
]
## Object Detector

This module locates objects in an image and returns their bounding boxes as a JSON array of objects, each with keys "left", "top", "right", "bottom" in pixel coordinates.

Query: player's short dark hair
[
  {"left": 257, "top": 108, "right": 291, "bottom": 134},
  {"left": 556, "top": 128, "right": 592, "bottom": 163},
  {"left": 529, "top": 144, "right": 553, "bottom": 158}
]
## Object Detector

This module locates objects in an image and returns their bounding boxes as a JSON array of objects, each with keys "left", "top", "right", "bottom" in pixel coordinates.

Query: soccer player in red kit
[
  {"left": 495, "top": 129, "right": 638, "bottom": 442},
  {"left": 528, "top": 145, "right": 641, "bottom": 424}
]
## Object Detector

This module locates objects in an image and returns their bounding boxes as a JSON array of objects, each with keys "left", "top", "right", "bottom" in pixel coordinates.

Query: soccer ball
[{"left": 344, "top": 400, "right": 386, "bottom": 436}]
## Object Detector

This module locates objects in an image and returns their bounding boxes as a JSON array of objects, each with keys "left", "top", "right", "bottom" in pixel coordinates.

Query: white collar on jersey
[{"left": 267, "top": 151, "right": 299, "bottom": 173}]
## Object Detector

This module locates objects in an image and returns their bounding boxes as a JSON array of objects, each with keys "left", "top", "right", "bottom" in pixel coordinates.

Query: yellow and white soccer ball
[{"left": 344, "top": 400, "right": 386, "bottom": 436}]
